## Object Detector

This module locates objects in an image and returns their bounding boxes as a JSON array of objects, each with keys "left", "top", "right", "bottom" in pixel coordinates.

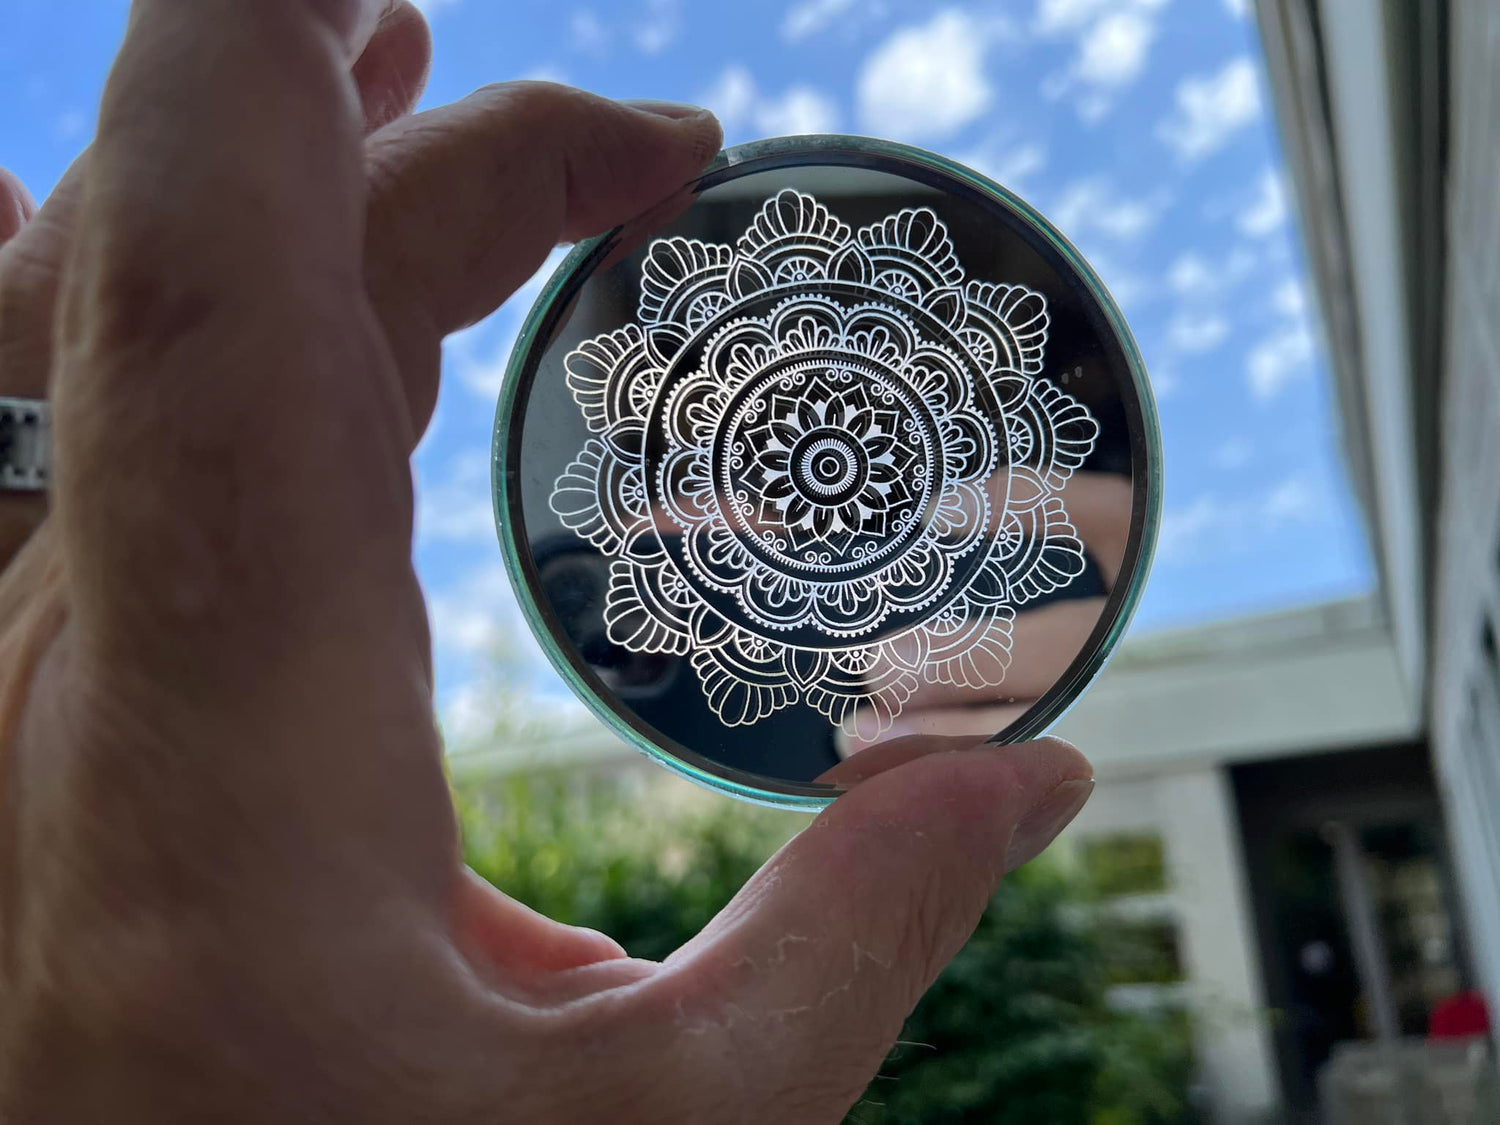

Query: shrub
[{"left": 457, "top": 772, "right": 1197, "bottom": 1124}]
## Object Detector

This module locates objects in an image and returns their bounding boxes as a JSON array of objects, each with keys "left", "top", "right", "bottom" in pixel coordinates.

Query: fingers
[
  {"left": 453, "top": 868, "right": 628, "bottom": 984},
  {"left": 0, "top": 161, "right": 85, "bottom": 566},
  {"left": 654, "top": 739, "right": 1093, "bottom": 1119},
  {"left": 67, "top": 0, "right": 377, "bottom": 334},
  {"left": 0, "top": 167, "right": 37, "bottom": 244},
  {"left": 362, "top": 82, "right": 721, "bottom": 434},
  {"left": 353, "top": 1, "right": 432, "bottom": 131},
  {"left": 53, "top": 0, "right": 413, "bottom": 650},
  {"left": 0, "top": 11, "right": 431, "bottom": 578}
]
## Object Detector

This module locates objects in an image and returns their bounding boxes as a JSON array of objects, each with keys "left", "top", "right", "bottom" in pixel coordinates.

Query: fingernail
[
  {"left": 1004, "top": 778, "right": 1094, "bottom": 873},
  {"left": 623, "top": 98, "right": 715, "bottom": 122}
]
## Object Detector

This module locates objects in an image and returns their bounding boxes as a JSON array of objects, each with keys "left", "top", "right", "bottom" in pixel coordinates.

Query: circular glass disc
[{"left": 493, "top": 136, "right": 1161, "bottom": 809}]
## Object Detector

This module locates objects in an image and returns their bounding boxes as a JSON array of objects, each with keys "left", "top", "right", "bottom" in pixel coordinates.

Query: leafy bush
[{"left": 457, "top": 771, "right": 1197, "bottom": 1124}]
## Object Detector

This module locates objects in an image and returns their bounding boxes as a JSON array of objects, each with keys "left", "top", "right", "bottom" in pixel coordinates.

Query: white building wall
[
  {"left": 1071, "top": 768, "right": 1279, "bottom": 1124},
  {"left": 1432, "top": 0, "right": 1500, "bottom": 1029}
]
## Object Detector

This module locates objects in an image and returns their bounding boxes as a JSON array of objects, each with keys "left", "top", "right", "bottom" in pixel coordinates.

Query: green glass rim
[{"left": 491, "top": 133, "right": 1163, "bottom": 812}]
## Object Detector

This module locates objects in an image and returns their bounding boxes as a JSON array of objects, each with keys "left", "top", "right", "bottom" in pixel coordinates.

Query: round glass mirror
[{"left": 493, "top": 136, "right": 1161, "bottom": 809}]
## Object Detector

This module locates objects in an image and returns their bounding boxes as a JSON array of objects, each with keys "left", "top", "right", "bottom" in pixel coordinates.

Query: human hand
[{"left": 0, "top": 2, "right": 1093, "bottom": 1121}]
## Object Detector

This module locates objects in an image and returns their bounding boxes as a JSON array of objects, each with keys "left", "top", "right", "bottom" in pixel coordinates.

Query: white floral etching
[{"left": 549, "top": 190, "right": 1099, "bottom": 739}]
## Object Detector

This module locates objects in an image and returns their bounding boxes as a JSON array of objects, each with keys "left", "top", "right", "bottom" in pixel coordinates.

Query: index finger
[{"left": 55, "top": 0, "right": 405, "bottom": 649}]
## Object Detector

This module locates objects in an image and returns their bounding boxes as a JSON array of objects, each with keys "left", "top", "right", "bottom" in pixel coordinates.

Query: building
[
  {"left": 1061, "top": 2, "right": 1499, "bottom": 1120},
  {"left": 454, "top": 2, "right": 1499, "bottom": 1120}
]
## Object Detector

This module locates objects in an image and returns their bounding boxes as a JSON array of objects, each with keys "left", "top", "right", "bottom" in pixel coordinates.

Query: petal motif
[
  {"left": 564, "top": 325, "right": 656, "bottom": 433},
  {"left": 921, "top": 600, "right": 1015, "bottom": 689},
  {"left": 737, "top": 189, "right": 852, "bottom": 281},
  {"left": 857, "top": 207, "right": 964, "bottom": 296},
  {"left": 604, "top": 561, "right": 694, "bottom": 655},
  {"left": 805, "top": 645, "right": 920, "bottom": 740},
  {"left": 638, "top": 237, "right": 734, "bottom": 328},
  {"left": 691, "top": 631, "right": 799, "bottom": 726},
  {"left": 961, "top": 282, "right": 1049, "bottom": 377},
  {"left": 549, "top": 439, "right": 647, "bottom": 555},
  {"left": 1016, "top": 379, "right": 1100, "bottom": 486},
  {"left": 993, "top": 495, "right": 1088, "bottom": 604}
]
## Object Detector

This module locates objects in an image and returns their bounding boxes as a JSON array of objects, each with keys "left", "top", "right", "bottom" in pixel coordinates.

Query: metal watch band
[{"left": 0, "top": 398, "right": 50, "bottom": 492}]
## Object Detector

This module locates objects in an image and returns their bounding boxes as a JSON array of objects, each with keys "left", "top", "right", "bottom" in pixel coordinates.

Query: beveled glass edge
[{"left": 492, "top": 133, "right": 1163, "bottom": 811}]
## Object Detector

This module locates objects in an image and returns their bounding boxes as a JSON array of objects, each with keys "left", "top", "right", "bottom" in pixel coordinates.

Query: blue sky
[{"left": 1, "top": 0, "right": 1375, "bottom": 733}]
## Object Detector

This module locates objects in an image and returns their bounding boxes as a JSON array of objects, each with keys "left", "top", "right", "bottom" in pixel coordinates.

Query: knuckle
[
  {"left": 474, "top": 79, "right": 590, "bottom": 128},
  {"left": 73, "top": 247, "right": 223, "bottom": 366}
]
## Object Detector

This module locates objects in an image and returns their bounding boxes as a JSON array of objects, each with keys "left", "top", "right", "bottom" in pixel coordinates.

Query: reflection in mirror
[{"left": 498, "top": 141, "right": 1157, "bottom": 806}]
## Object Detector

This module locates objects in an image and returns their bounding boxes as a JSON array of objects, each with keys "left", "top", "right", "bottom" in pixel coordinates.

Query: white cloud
[
  {"left": 701, "top": 65, "right": 758, "bottom": 126},
  {"left": 1223, "top": 0, "right": 1251, "bottom": 16},
  {"left": 1213, "top": 437, "right": 1253, "bottom": 469},
  {"left": 1263, "top": 475, "right": 1318, "bottom": 521},
  {"left": 1247, "top": 323, "right": 1314, "bottom": 400},
  {"left": 753, "top": 87, "right": 840, "bottom": 135},
  {"left": 428, "top": 565, "right": 588, "bottom": 743},
  {"left": 440, "top": 675, "right": 589, "bottom": 748},
  {"left": 856, "top": 10, "right": 996, "bottom": 141},
  {"left": 1158, "top": 56, "right": 1262, "bottom": 161},
  {"left": 1083, "top": 249, "right": 1151, "bottom": 313},
  {"left": 55, "top": 110, "right": 87, "bottom": 140},
  {"left": 633, "top": 0, "right": 680, "bottom": 55},
  {"left": 1273, "top": 277, "right": 1305, "bottom": 317},
  {"left": 1036, "top": 0, "right": 1168, "bottom": 120},
  {"left": 1076, "top": 11, "right": 1156, "bottom": 88},
  {"left": 569, "top": 9, "right": 608, "bottom": 56},
  {"left": 1157, "top": 474, "right": 1324, "bottom": 564},
  {"left": 409, "top": 0, "right": 461, "bottom": 13},
  {"left": 415, "top": 449, "right": 493, "bottom": 545},
  {"left": 567, "top": 3, "right": 679, "bottom": 56},
  {"left": 782, "top": 0, "right": 857, "bottom": 41},
  {"left": 957, "top": 142, "right": 1047, "bottom": 193},
  {"left": 701, "top": 65, "right": 839, "bottom": 138},
  {"left": 1167, "top": 312, "right": 1230, "bottom": 354},
  {"left": 1244, "top": 265, "right": 1317, "bottom": 399},
  {"left": 1167, "top": 247, "right": 1256, "bottom": 296},
  {"left": 1238, "top": 170, "right": 1287, "bottom": 236},
  {"left": 1033, "top": 0, "right": 1113, "bottom": 34},
  {"left": 427, "top": 566, "right": 518, "bottom": 659},
  {"left": 520, "top": 63, "right": 570, "bottom": 85},
  {"left": 1167, "top": 254, "right": 1214, "bottom": 294},
  {"left": 1052, "top": 178, "right": 1168, "bottom": 241}
]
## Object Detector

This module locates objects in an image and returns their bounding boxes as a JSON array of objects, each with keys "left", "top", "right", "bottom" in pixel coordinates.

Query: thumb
[{"left": 650, "top": 738, "right": 1094, "bottom": 1120}]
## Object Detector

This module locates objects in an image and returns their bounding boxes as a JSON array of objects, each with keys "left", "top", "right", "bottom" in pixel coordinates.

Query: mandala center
[
  {"left": 712, "top": 360, "right": 940, "bottom": 579},
  {"left": 790, "top": 430, "right": 867, "bottom": 504},
  {"left": 545, "top": 187, "right": 1102, "bottom": 734}
]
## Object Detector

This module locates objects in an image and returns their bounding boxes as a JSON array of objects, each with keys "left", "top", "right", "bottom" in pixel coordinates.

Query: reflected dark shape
[{"left": 495, "top": 137, "right": 1159, "bottom": 807}]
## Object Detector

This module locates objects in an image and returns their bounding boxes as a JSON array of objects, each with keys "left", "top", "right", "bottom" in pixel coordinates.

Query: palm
[{"left": 0, "top": 3, "right": 1091, "bottom": 1122}]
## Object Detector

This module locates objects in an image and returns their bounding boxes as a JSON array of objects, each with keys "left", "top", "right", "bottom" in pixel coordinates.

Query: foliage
[{"left": 457, "top": 772, "right": 1198, "bottom": 1124}]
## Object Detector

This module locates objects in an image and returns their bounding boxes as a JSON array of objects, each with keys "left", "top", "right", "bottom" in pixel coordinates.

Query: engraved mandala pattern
[{"left": 549, "top": 190, "right": 1100, "bottom": 739}]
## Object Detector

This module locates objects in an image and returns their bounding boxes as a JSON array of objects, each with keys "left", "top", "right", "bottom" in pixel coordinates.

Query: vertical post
[{"left": 1324, "top": 820, "right": 1400, "bottom": 1043}]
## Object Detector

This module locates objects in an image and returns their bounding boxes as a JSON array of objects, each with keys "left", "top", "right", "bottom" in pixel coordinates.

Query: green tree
[{"left": 457, "top": 772, "right": 1197, "bottom": 1124}]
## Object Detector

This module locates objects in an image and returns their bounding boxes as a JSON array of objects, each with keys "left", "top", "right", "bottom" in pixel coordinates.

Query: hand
[{"left": 0, "top": 2, "right": 1094, "bottom": 1121}]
